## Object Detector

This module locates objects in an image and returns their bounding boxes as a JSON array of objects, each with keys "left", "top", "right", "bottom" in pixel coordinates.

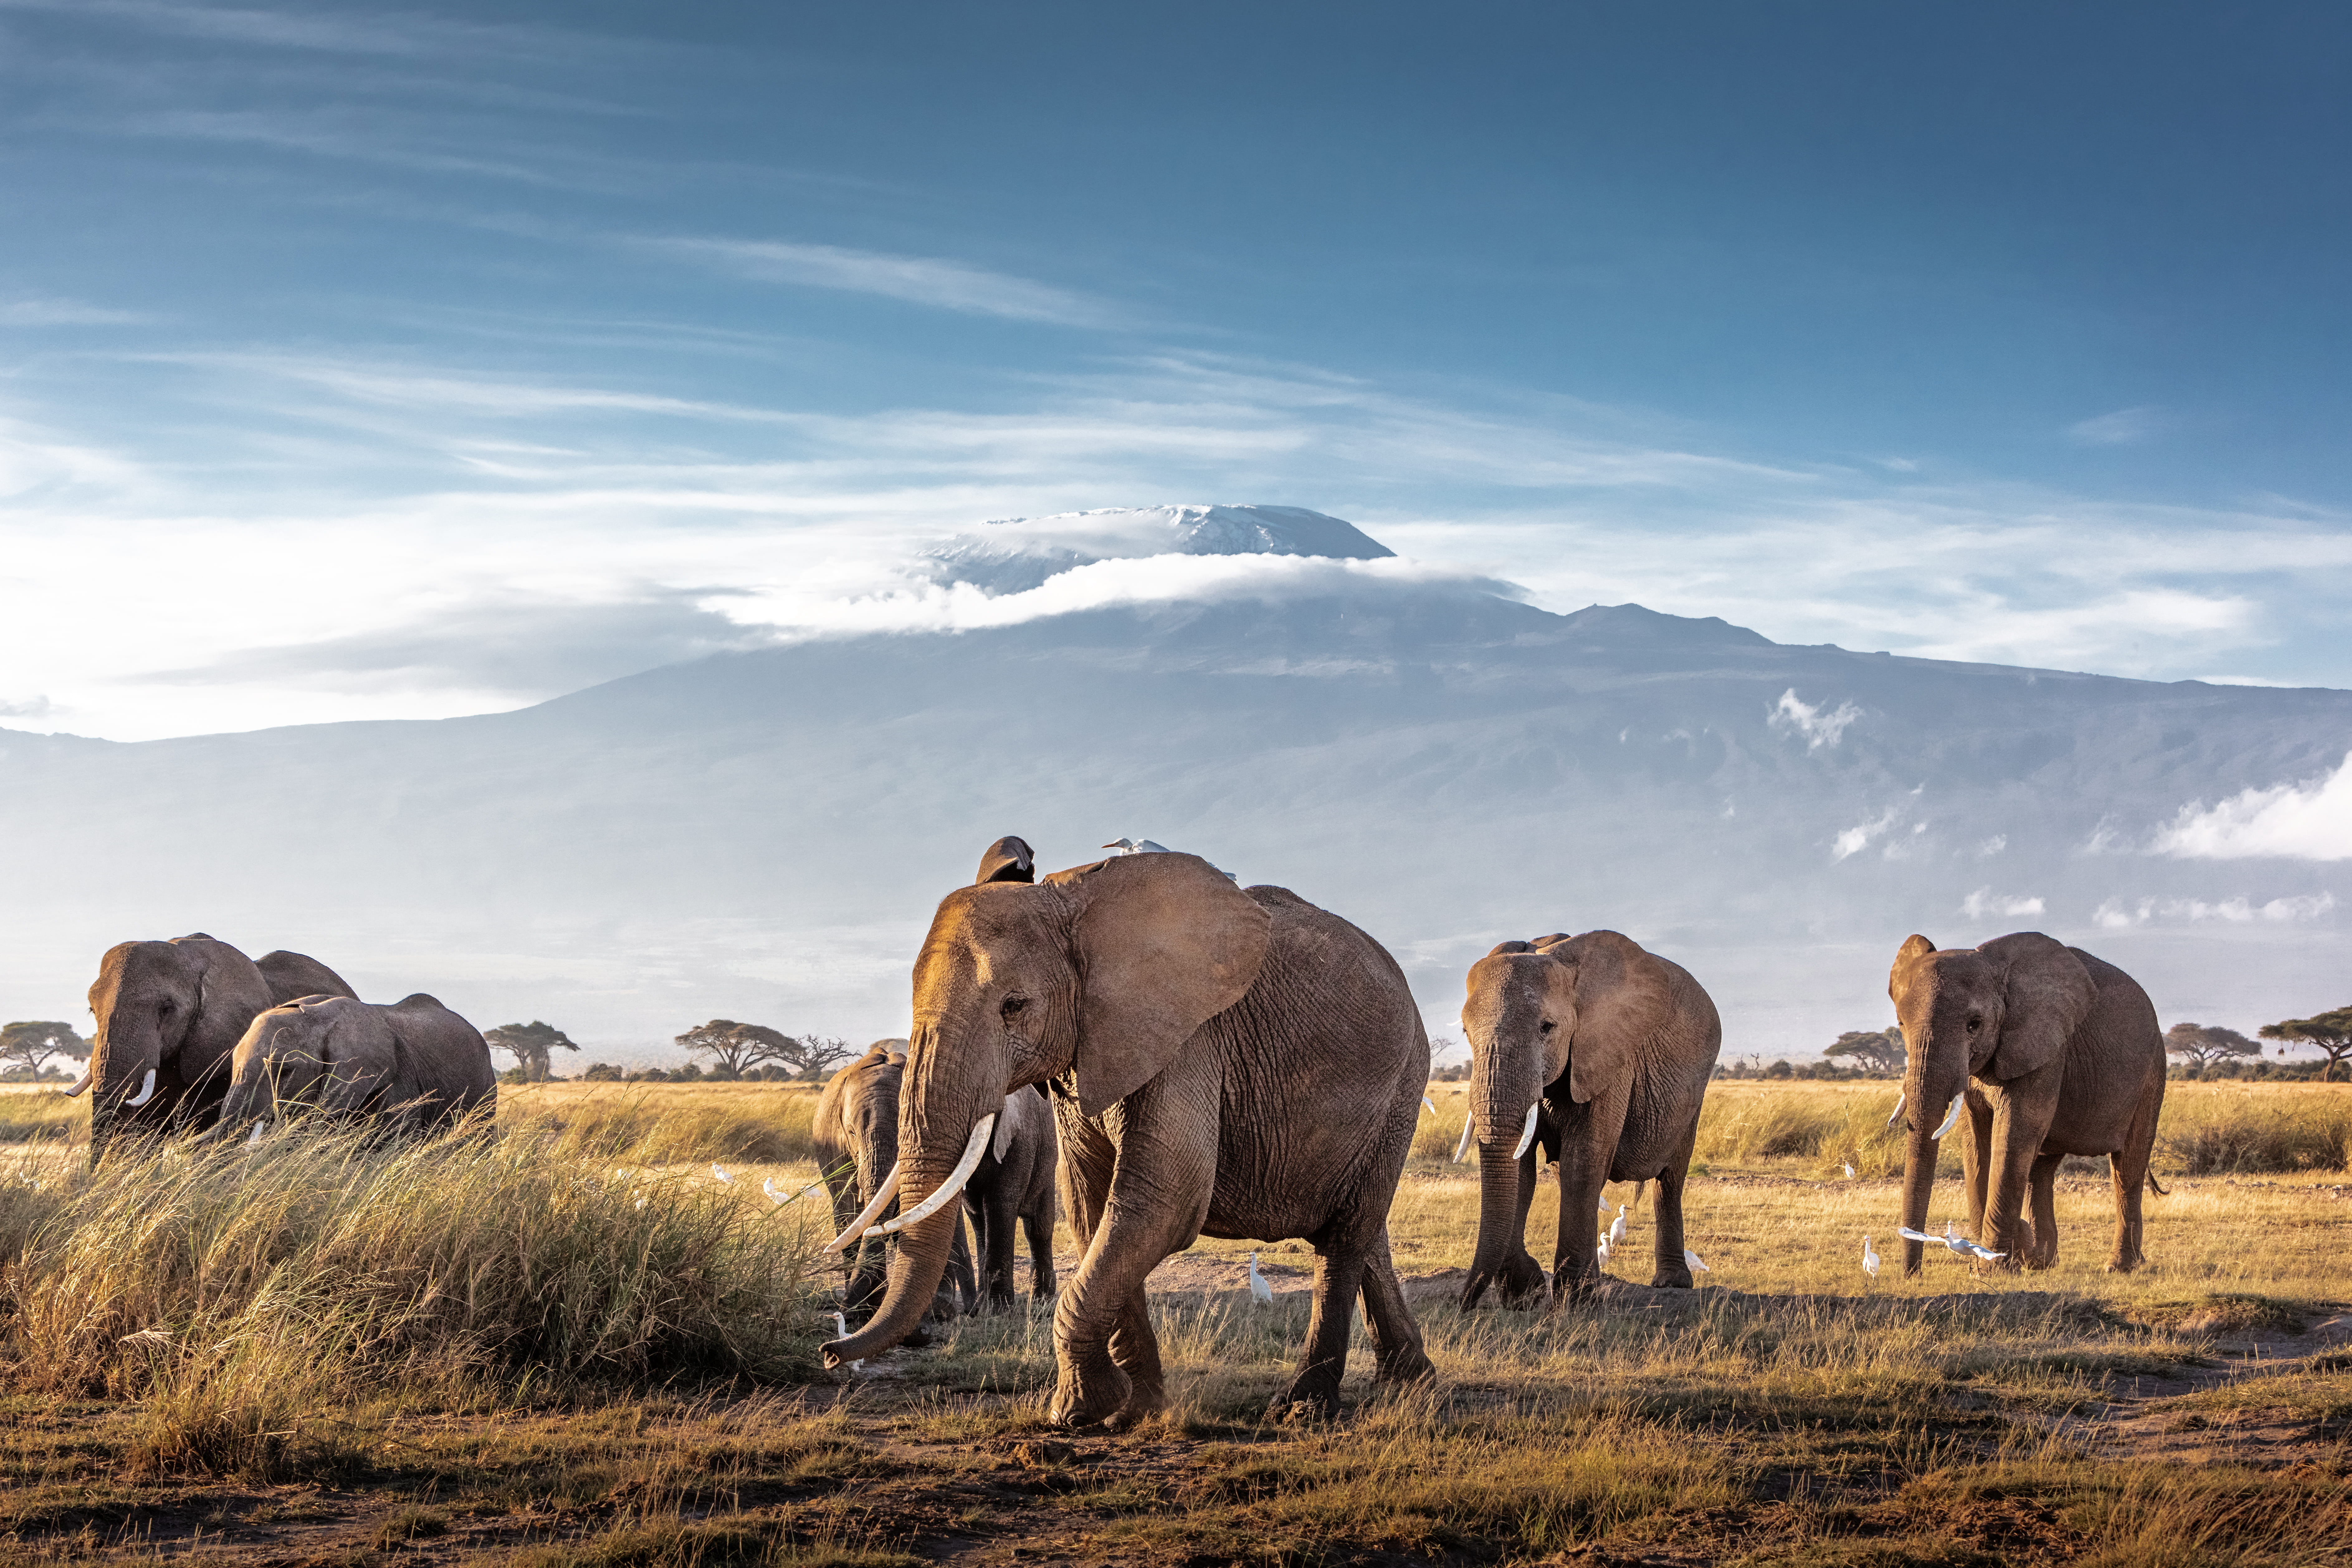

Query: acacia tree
[
  {"left": 674, "top": 1020, "right": 854, "bottom": 1079},
  {"left": 1823, "top": 1027, "right": 1906, "bottom": 1076},
  {"left": 0, "top": 1020, "right": 89, "bottom": 1082},
  {"left": 2260, "top": 1007, "right": 2352, "bottom": 1082},
  {"left": 2164, "top": 1022, "right": 2262, "bottom": 1078},
  {"left": 484, "top": 1021, "right": 580, "bottom": 1082}
]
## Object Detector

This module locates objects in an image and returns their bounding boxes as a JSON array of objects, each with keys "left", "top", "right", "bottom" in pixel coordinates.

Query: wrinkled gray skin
[
  {"left": 1890, "top": 932, "right": 2166, "bottom": 1276},
  {"left": 811, "top": 1041, "right": 976, "bottom": 1322},
  {"left": 209, "top": 992, "right": 497, "bottom": 1141},
  {"left": 79, "top": 934, "right": 338, "bottom": 1165},
  {"left": 966, "top": 1082, "right": 1059, "bottom": 1309},
  {"left": 1460, "top": 931, "right": 1722, "bottom": 1307},
  {"left": 825, "top": 851, "right": 1435, "bottom": 1430},
  {"left": 256, "top": 951, "right": 358, "bottom": 1006}
]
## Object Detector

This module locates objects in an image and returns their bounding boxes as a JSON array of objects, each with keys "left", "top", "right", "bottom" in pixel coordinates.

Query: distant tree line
[
  {"left": 0, "top": 1020, "right": 89, "bottom": 1084},
  {"left": 482, "top": 1017, "right": 856, "bottom": 1084}
]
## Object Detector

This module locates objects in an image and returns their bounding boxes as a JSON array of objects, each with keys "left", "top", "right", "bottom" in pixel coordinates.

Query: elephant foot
[
  {"left": 1050, "top": 1357, "right": 1131, "bottom": 1430},
  {"left": 1650, "top": 1265, "right": 1695, "bottom": 1290},
  {"left": 1267, "top": 1368, "right": 1343, "bottom": 1424},
  {"left": 2105, "top": 1254, "right": 2144, "bottom": 1274},
  {"left": 1550, "top": 1267, "right": 1601, "bottom": 1305},
  {"left": 1103, "top": 1382, "right": 1167, "bottom": 1434}
]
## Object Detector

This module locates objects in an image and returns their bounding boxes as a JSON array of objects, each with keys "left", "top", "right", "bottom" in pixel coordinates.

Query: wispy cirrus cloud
[
  {"left": 0, "top": 297, "right": 145, "bottom": 326},
  {"left": 642, "top": 236, "right": 1123, "bottom": 327},
  {"left": 2067, "top": 405, "right": 2162, "bottom": 446}
]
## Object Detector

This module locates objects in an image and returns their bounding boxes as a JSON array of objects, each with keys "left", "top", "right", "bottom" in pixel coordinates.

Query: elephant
[
  {"left": 257, "top": 950, "right": 359, "bottom": 1006},
  {"left": 965, "top": 1079, "right": 1059, "bottom": 1310},
  {"left": 975, "top": 835, "right": 1036, "bottom": 885},
  {"left": 823, "top": 848, "right": 1436, "bottom": 1430},
  {"left": 72, "top": 933, "right": 349, "bottom": 1165},
  {"left": 1889, "top": 931, "right": 2166, "bottom": 1275},
  {"left": 812, "top": 1040, "right": 977, "bottom": 1321},
  {"left": 206, "top": 992, "right": 495, "bottom": 1142},
  {"left": 1458, "top": 931, "right": 1722, "bottom": 1307}
]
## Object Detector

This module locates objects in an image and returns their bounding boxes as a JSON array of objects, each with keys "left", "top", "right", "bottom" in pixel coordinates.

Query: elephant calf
[{"left": 210, "top": 992, "right": 496, "bottom": 1142}]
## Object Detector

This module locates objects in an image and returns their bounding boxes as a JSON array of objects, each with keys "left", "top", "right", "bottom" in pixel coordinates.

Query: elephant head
[
  {"left": 79, "top": 933, "right": 274, "bottom": 1165},
  {"left": 824, "top": 850, "right": 1269, "bottom": 1367},
  {"left": 208, "top": 994, "right": 398, "bottom": 1142},
  {"left": 1459, "top": 931, "right": 1663, "bottom": 1305},
  {"left": 1888, "top": 931, "right": 2093, "bottom": 1274}
]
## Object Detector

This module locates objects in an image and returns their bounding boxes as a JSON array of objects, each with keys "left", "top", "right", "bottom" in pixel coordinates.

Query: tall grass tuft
[
  {"left": 1, "top": 1117, "right": 829, "bottom": 1478},
  {"left": 2154, "top": 1086, "right": 2351, "bottom": 1175},
  {"left": 0, "top": 1089, "right": 82, "bottom": 1145},
  {"left": 506, "top": 1085, "right": 822, "bottom": 1167}
]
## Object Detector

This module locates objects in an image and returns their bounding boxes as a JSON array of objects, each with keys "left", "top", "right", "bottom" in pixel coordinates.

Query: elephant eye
[
  {"left": 1538, "top": 1020, "right": 1555, "bottom": 1034},
  {"left": 1000, "top": 996, "right": 1028, "bottom": 1020},
  {"left": 1966, "top": 1016, "right": 1982, "bottom": 1032}
]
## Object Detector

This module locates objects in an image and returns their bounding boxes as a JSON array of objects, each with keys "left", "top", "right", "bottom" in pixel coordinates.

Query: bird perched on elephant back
[
  {"left": 823, "top": 844, "right": 1435, "bottom": 1430},
  {"left": 1459, "top": 931, "right": 1721, "bottom": 1308},
  {"left": 812, "top": 1041, "right": 977, "bottom": 1322},
  {"left": 1888, "top": 932, "right": 2165, "bottom": 1276},
  {"left": 207, "top": 992, "right": 496, "bottom": 1143},
  {"left": 73, "top": 933, "right": 354, "bottom": 1165}
]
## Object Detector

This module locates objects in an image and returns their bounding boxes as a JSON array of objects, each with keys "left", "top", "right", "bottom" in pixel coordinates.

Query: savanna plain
[{"left": 2, "top": 1078, "right": 2347, "bottom": 1568}]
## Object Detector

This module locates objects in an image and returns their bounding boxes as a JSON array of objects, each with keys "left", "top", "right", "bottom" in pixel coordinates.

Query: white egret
[
  {"left": 1684, "top": 1248, "right": 1710, "bottom": 1273},
  {"left": 1896, "top": 1222, "right": 2005, "bottom": 1262},
  {"left": 1595, "top": 1232, "right": 1613, "bottom": 1266},
  {"left": 1862, "top": 1236, "right": 1880, "bottom": 1277},
  {"left": 824, "top": 1310, "right": 861, "bottom": 1373},
  {"left": 1248, "top": 1252, "right": 1274, "bottom": 1305},
  {"left": 712, "top": 1164, "right": 734, "bottom": 1184},
  {"left": 1607, "top": 1203, "right": 1629, "bottom": 1250},
  {"left": 1842, "top": 1161, "right": 1857, "bottom": 1179}
]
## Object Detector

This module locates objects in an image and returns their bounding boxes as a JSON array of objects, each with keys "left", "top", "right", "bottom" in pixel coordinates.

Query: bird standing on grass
[
  {"left": 1862, "top": 1236, "right": 1880, "bottom": 1277},
  {"left": 1842, "top": 1161, "right": 1857, "bottom": 1179},
  {"left": 1608, "top": 1203, "right": 1629, "bottom": 1250},
  {"left": 1248, "top": 1252, "right": 1274, "bottom": 1305},
  {"left": 1596, "top": 1232, "right": 1614, "bottom": 1267},
  {"left": 1684, "top": 1249, "right": 1710, "bottom": 1273},
  {"left": 711, "top": 1164, "right": 733, "bottom": 1184}
]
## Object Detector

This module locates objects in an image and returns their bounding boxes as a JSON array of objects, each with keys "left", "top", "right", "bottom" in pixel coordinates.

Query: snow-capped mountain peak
[{"left": 922, "top": 503, "right": 1394, "bottom": 593}]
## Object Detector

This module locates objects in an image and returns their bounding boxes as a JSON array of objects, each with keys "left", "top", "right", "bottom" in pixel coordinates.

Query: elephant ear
[
  {"left": 1552, "top": 932, "right": 1671, "bottom": 1105},
  {"left": 1056, "top": 852, "right": 1272, "bottom": 1118},
  {"left": 321, "top": 1000, "right": 401, "bottom": 1114},
  {"left": 1980, "top": 932, "right": 2094, "bottom": 1081},
  {"left": 180, "top": 936, "right": 274, "bottom": 1082},
  {"left": 975, "top": 836, "right": 1036, "bottom": 885}
]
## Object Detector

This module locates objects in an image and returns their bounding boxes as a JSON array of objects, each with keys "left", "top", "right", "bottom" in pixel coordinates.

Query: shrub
[
  {"left": 0, "top": 1118, "right": 830, "bottom": 1477},
  {"left": 506, "top": 1087, "right": 822, "bottom": 1167},
  {"left": 2155, "top": 1089, "right": 2351, "bottom": 1175}
]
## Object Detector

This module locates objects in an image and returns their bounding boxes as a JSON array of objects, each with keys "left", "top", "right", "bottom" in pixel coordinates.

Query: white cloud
[
  {"left": 1975, "top": 835, "right": 2007, "bottom": 857},
  {"left": 644, "top": 237, "right": 1119, "bottom": 327},
  {"left": 2067, "top": 406, "right": 2161, "bottom": 446},
  {"left": 1768, "top": 688, "right": 1861, "bottom": 751},
  {"left": 0, "top": 298, "right": 144, "bottom": 326},
  {"left": 2152, "top": 752, "right": 2352, "bottom": 861},
  {"left": 1832, "top": 808, "right": 1899, "bottom": 862},
  {"left": 1960, "top": 888, "right": 2045, "bottom": 919},
  {"left": 2095, "top": 893, "right": 2336, "bottom": 928}
]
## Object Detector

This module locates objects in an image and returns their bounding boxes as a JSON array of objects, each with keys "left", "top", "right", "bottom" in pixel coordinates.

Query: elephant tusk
[
  {"left": 246, "top": 1118, "right": 270, "bottom": 1146},
  {"left": 1452, "top": 1113, "right": 1475, "bottom": 1163},
  {"left": 822, "top": 1162, "right": 902, "bottom": 1254},
  {"left": 64, "top": 1067, "right": 94, "bottom": 1097},
  {"left": 1930, "top": 1094, "right": 1964, "bottom": 1140},
  {"left": 1885, "top": 1090, "right": 1906, "bottom": 1129},
  {"left": 1421, "top": 1095, "right": 1436, "bottom": 1114},
  {"left": 878, "top": 1114, "right": 997, "bottom": 1235},
  {"left": 1511, "top": 1102, "right": 1540, "bottom": 1160},
  {"left": 123, "top": 1069, "right": 158, "bottom": 1108}
]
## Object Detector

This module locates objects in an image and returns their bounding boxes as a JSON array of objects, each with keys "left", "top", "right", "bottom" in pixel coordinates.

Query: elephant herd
[
  {"left": 801, "top": 837, "right": 2168, "bottom": 1429},
  {"left": 64, "top": 932, "right": 495, "bottom": 1161},
  {"left": 61, "top": 839, "right": 2168, "bottom": 1431}
]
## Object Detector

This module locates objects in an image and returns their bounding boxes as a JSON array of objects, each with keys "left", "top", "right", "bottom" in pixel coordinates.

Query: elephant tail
[{"left": 2144, "top": 1171, "right": 2168, "bottom": 1197}]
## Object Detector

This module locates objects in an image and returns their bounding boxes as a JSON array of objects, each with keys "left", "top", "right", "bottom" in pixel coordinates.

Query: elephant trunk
[
  {"left": 204, "top": 1053, "right": 275, "bottom": 1144},
  {"left": 85, "top": 1021, "right": 161, "bottom": 1170},
  {"left": 823, "top": 1150, "right": 965, "bottom": 1366},
  {"left": 1461, "top": 1140, "right": 1529, "bottom": 1309},
  {"left": 1897, "top": 1054, "right": 1962, "bottom": 1277}
]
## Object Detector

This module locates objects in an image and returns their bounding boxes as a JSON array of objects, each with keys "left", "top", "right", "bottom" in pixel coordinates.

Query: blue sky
[{"left": 3, "top": 2, "right": 2350, "bottom": 738}]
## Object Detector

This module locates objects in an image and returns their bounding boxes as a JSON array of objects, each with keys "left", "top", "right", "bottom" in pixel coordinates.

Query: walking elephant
[
  {"left": 1459, "top": 931, "right": 1722, "bottom": 1307},
  {"left": 207, "top": 992, "right": 496, "bottom": 1142},
  {"left": 71, "top": 933, "right": 350, "bottom": 1165},
  {"left": 1889, "top": 932, "right": 2166, "bottom": 1275},
  {"left": 811, "top": 1041, "right": 976, "bottom": 1321},
  {"left": 823, "top": 849, "right": 1435, "bottom": 1429}
]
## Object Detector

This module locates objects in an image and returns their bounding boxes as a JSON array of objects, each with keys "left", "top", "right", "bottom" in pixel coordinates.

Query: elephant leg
[
  {"left": 2107, "top": 1071, "right": 2163, "bottom": 1272},
  {"left": 1648, "top": 1122, "right": 1700, "bottom": 1289},
  {"left": 1049, "top": 1079, "right": 1212, "bottom": 1431},
  {"left": 1023, "top": 1207, "right": 1056, "bottom": 1299},
  {"left": 1357, "top": 1227, "right": 1436, "bottom": 1386},
  {"left": 2023, "top": 1151, "right": 2062, "bottom": 1269},
  {"left": 981, "top": 1181, "right": 1020, "bottom": 1310},
  {"left": 1497, "top": 1137, "right": 1547, "bottom": 1303},
  {"left": 1551, "top": 1090, "right": 1627, "bottom": 1302},
  {"left": 1274, "top": 1241, "right": 1367, "bottom": 1419},
  {"left": 1984, "top": 1086, "right": 2053, "bottom": 1270},
  {"left": 1962, "top": 1092, "right": 1994, "bottom": 1244}
]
